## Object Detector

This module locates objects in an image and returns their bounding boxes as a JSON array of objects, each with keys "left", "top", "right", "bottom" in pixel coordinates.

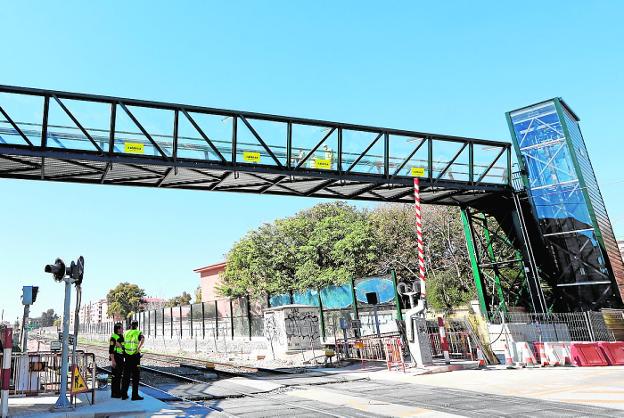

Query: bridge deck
[{"left": 0, "top": 85, "right": 512, "bottom": 205}]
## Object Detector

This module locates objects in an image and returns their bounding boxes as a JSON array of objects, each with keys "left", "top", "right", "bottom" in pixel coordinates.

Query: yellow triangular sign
[{"left": 70, "top": 365, "right": 88, "bottom": 394}]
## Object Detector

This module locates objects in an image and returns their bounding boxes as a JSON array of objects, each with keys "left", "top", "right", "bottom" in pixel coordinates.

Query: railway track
[
  {"left": 98, "top": 360, "right": 347, "bottom": 417},
  {"left": 97, "top": 364, "right": 234, "bottom": 416},
  {"left": 79, "top": 341, "right": 291, "bottom": 376},
  {"left": 37, "top": 338, "right": 353, "bottom": 416}
]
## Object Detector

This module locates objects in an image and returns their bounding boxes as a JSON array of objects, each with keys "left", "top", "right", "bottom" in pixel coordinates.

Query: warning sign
[
  {"left": 243, "top": 151, "right": 261, "bottom": 163},
  {"left": 124, "top": 142, "right": 145, "bottom": 154},
  {"left": 410, "top": 167, "right": 426, "bottom": 177},
  {"left": 70, "top": 365, "right": 89, "bottom": 394},
  {"left": 313, "top": 158, "right": 331, "bottom": 170}
]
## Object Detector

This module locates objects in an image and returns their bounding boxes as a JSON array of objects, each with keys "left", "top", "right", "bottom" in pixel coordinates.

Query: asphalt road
[{"left": 211, "top": 377, "right": 624, "bottom": 417}]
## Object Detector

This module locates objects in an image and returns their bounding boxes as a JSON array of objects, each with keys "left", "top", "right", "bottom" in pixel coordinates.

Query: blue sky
[{"left": 1, "top": 1, "right": 623, "bottom": 321}]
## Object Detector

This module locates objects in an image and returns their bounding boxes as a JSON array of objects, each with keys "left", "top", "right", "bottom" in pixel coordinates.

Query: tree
[
  {"left": 107, "top": 283, "right": 146, "bottom": 320},
  {"left": 218, "top": 201, "right": 480, "bottom": 312},
  {"left": 165, "top": 291, "right": 192, "bottom": 307},
  {"left": 218, "top": 202, "right": 378, "bottom": 297},
  {"left": 370, "top": 203, "right": 474, "bottom": 311},
  {"left": 194, "top": 286, "right": 202, "bottom": 303},
  {"left": 39, "top": 309, "right": 58, "bottom": 327}
]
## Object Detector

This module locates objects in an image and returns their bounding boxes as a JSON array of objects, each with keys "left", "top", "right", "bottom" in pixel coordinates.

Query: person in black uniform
[
  {"left": 122, "top": 320, "right": 144, "bottom": 400},
  {"left": 108, "top": 322, "right": 125, "bottom": 398}
]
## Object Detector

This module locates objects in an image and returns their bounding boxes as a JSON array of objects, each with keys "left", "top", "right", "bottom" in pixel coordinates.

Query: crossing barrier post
[
  {"left": 1, "top": 327, "right": 12, "bottom": 418},
  {"left": 437, "top": 317, "right": 451, "bottom": 364}
]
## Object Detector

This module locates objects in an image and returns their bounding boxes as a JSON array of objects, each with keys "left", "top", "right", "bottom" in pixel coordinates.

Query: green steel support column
[
  {"left": 461, "top": 208, "right": 488, "bottom": 316},
  {"left": 391, "top": 269, "right": 403, "bottom": 321},
  {"left": 480, "top": 214, "right": 508, "bottom": 313},
  {"left": 317, "top": 289, "right": 326, "bottom": 340}
]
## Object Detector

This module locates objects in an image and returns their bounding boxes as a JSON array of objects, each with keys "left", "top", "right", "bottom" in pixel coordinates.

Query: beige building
[{"left": 75, "top": 299, "right": 110, "bottom": 327}]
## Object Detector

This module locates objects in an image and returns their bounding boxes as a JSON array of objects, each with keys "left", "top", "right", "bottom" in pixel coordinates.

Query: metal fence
[
  {"left": 0, "top": 351, "right": 96, "bottom": 399},
  {"left": 426, "top": 318, "right": 480, "bottom": 360},
  {"left": 488, "top": 311, "right": 617, "bottom": 342},
  {"left": 80, "top": 276, "right": 405, "bottom": 342}
]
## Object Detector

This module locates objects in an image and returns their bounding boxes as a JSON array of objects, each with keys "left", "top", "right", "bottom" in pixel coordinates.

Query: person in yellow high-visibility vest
[
  {"left": 121, "top": 320, "right": 144, "bottom": 400},
  {"left": 109, "top": 322, "right": 125, "bottom": 398}
]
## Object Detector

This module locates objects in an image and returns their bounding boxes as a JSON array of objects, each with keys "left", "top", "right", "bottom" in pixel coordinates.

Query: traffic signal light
[
  {"left": 21, "top": 286, "right": 39, "bottom": 305},
  {"left": 44, "top": 258, "right": 66, "bottom": 282},
  {"left": 67, "top": 256, "right": 84, "bottom": 285}
]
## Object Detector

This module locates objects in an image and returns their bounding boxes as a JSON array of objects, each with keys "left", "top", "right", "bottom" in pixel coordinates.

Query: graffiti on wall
[{"left": 284, "top": 308, "right": 320, "bottom": 349}]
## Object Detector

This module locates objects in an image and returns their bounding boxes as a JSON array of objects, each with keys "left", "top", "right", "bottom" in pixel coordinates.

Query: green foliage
[
  {"left": 219, "top": 202, "right": 378, "bottom": 297},
  {"left": 370, "top": 204, "right": 474, "bottom": 312},
  {"left": 106, "top": 282, "right": 146, "bottom": 319},
  {"left": 219, "top": 201, "right": 477, "bottom": 312},
  {"left": 165, "top": 291, "right": 192, "bottom": 307},
  {"left": 194, "top": 286, "right": 202, "bottom": 303},
  {"left": 39, "top": 308, "right": 58, "bottom": 327}
]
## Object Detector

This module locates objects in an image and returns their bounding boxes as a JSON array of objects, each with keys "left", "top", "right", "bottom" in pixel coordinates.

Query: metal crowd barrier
[{"left": 0, "top": 351, "right": 96, "bottom": 402}]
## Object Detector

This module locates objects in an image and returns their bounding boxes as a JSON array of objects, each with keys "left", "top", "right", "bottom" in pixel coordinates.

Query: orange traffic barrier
[
  {"left": 383, "top": 337, "right": 406, "bottom": 373},
  {"left": 570, "top": 342, "right": 609, "bottom": 367},
  {"left": 597, "top": 342, "right": 624, "bottom": 366}
]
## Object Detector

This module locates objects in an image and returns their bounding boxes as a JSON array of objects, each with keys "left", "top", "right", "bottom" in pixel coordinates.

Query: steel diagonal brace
[
  {"left": 0, "top": 105, "right": 34, "bottom": 146},
  {"left": 392, "top": 138, "right": 426, "bottom": 177},
  {"left": 346, "top": 132, "right": 383, "bottom": 173},
  {"left": 239, "top": 115, "right": 284, "bottom": 168},
  {"left": 52, "top": 96, "right": 104, "bottom": 154},
  {"left": 295, "top": 128, "right": 336, "bottom": 170},
  {"left": 180, "top": 109, "right": 227, "bottom": 162},
  {"left": 434, "top": 143, "right": 467, "bottom": 184},
  {"left": 475, "top": 147, "right": 506, "bottom": 185},
  {"left": 119, "top": 102, "right": 169, "bottom": 159}
]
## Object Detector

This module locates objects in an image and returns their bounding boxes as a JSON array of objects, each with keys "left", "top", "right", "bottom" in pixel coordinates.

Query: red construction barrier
[
  {"left": 383, "top": 337, "right": 406, "bottom": 373},
  {"left": 570, "top": 342, "right": 609, "bottom": 367},
  {"left": 533, "top": 342, "right": 544, "bottom": 362},
  {"left": 597, "top": 342, "right": 624, "bottom": 366}
]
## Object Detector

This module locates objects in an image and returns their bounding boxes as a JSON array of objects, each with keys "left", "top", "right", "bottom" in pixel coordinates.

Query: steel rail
[
  {"left": 97, "top": 354, "right": 344, "bottom": 417},
  {"left": 97, "top": 365, "right": 235, "bottom": 417}
]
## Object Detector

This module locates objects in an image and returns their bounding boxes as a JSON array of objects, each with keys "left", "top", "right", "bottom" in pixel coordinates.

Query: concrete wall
[{"left": 81, "top": 332, "right": 268, "bottom": 356}]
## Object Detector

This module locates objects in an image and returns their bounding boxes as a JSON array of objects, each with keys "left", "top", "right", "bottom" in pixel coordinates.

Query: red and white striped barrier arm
[
  {"left": 437, "top": 317, "right": 450, "bottom": 364},
  {"left": 1, "top": 327, "right": 12, "bottom": 418},
  {"left": 413, "top": 178, "right": 426, "bottom": 297}
]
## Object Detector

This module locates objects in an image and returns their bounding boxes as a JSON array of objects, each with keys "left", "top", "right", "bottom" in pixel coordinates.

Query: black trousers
[
  {"left": 122, "top": 353, "right": 140, "bottom": 397},
  {"left": 111, "top": 353, "right": 124, "bottom": 396}
]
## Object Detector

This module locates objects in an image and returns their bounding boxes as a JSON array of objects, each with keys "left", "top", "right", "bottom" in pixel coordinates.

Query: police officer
[
  {"left": 122, "top": 320, "right": 144, "bottom": 400},
  {"left": 109, "top": 322, "right": 125, "bottom": 398}
]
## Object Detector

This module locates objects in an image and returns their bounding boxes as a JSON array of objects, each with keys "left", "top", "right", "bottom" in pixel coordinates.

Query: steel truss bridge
[
  {"left": 2, "top": 85, "right": 607, "bottom": 315},
  {"left": 0, "top": 85, "right": 512, "bottom": 206}
]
